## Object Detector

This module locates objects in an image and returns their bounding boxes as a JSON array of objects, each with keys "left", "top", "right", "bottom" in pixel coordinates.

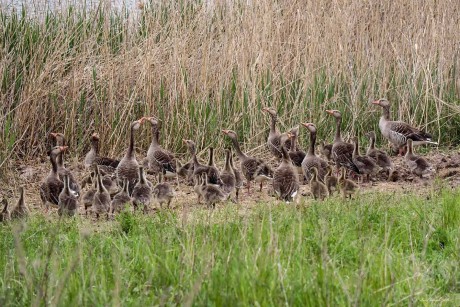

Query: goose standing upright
[
  {"left": 300, "top": 123, "right": 329, "bottom": 181},
  {"left": 39, "top": 146, "right": 66, "bottom": 211},
  {"left": 229, "top": 150, "right": 243, "bottom": 201},
  {"left": 145, "top": 117, "right": 178, "bottom": 182},
  {"left": 49, "top": 133, "right": 80, "bottom": 197},
  {"left": 287, "top": 126, "right": 306, "bottom": 168},
  {"left": 116, "top": 119, "right": 143, "bottom": 192},
  {"left": 0, "top": 198, "right": 10, "bottom": 222},
  {"left": 273, "top": 145, "right": 299, "bottom": 202},
  {"left": 310, "top": 167, "right": 328, "bottom": 200},
  {"left": 222, "top": 130, "right": 273, "bottom": 194},
  {"left": 152, "top": 173, "right": 175, "bottom": 209},
  {"left": 84, "top": 133, "right": 119, "bottom": 169},
  {"left": 183, "top": 140, "right": 222, "bottom": 186},
  {"left": 220, "top": 148, "right": 236, "bottom": 198},
  {"left": 132, "top": 167, "right": 153, "bottom": 213},
  {"left": 262, "top": 107, "right": 291, "bottom": 159},
  {"left": 58, "top": 175, "right": 78, "bottom": 217},
  {"left": 338, "top": 167, "right": 358, "bottom": 199},
  {"left": 11, "top": 187, "right": 29, "bottom": 219},
  {"left": 111, "top": 179, "right": 132, "bottom": 214},
  {"left": 93, "top": 166, "right": 111, "bottom": 219},
  {"left": 325, "top": 110, "right": 360, "bottom": 174},
  {"left": 405, "top": 139, "right": 434, "bottom": 178},
  {"left": 372, "top": 99, "right": 437, "bottom": 155}
]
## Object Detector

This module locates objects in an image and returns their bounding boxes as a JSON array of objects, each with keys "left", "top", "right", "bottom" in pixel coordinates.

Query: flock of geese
[{"left": 0, "top": 98, "right": 439, "bottom": 221}]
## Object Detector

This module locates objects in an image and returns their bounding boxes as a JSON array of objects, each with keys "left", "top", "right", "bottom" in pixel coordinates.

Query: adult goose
[
  {"left": 144, "top": 117, "right": 177, "bottom": 181},
  {"left": 262, "top": 107, "right": 291, "bottom": 159},
  {"left": 116, "top": 119, "right": 143, "bottom": 192},
  {"left": 84, "top": 133, "right": 119, "bottom": 169},
  {"left": 325, "top": 110, "right": 360, "bottom": 174},
  {"left": 222, "top": 130, "right": 273, "bottom": 194},
  {"left": 372, "top": 98, "right": 437, "bottom": 155},
  {"left": 301, "top": 123, "right": 329, "bottom": 181},
  {"left": 39, "top": 146, "right": 66, "bottom": 211}
]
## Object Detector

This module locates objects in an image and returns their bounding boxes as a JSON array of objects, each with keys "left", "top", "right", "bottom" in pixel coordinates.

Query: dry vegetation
[{"left": 0, "top": 0, "right": 459, "bottom": 169}]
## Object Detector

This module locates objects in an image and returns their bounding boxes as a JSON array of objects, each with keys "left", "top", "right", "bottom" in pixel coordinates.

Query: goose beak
[
  {"left": 371, "top": 100, "right": 380, "bottom": 105},
  {"left": 182, "top": 139, "right": 188, "bottom": 144},
  {"left": 60, "top": 146, "right": 68, "bottom": 152},
  {"left": 221, "top": 129, "right": 229, "bottom": 134},
  {"left": 50, "top": 132, "right": 57, "bottom": 138},
  {"left": 262, "top": 107, "right": 269, "bottom": 113},
  {"left": 325, "top": 110, "right": 333, "bottom": 115},
  {"left": 301, "top": 122, "right": 312, "bottom": 128}
]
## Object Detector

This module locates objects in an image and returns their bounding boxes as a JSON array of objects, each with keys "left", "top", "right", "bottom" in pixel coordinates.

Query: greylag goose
[
  {"left": 310, "top": 167, "right": 328, "bottom": 200},
  {"left": 152, "top": 173, "right": 175, "bottom": 209},
  {"left": 262, "top": 107, "right": 291, "bottom": 159},
  {"left": 81, "top": 174, "right": 96, "bottom": 216},
  {"left": 365, "top": 131, "right": 394, "bottom": 177},
  {"left": 287, "top": 126, "right": 306, "bottom": 168},
  {"left": 84, "top": 133, "right": 119, "bottom": 169},
  {"left": 194, "top": 175, "right": 204, "bottom": 204},
  {"left": 325, "top": 110, "right": 360, "bottom": 174},
  {"left": 49, "top": 133, "right": 80, "bottom": 197},
  {"left": 39, "top": 146, "right": 66, "bottom": 211},
  {"left": 132, "top": 166, "right": 152, "bottom": 213},
  {"left": 324, "top": 165, "right": 338, "bottom": 195},
  {"left": 201, "top": 173, "right": 227, "bottom": 209},
  {"left": 220, "top": 148, "right": 236, "bottom": 198},
  {"left": 351, "top": 136, "right": 379, "bottom": 182},
  {"left": 11, "top": 187, "right": 29, "bottom": 219},
  {"left": 144, "top": 117, "right": 178, "bottom": 182},
  {"left": 372, "top": 98, "right": 438, "bottom": 155},
  {"left": 93, "top": 166, "right": 111, "bottom": 219},
  {"left": 300, "top": 123, "right": 329, "bottom": 181},
  {"left": 405, "top": 139, "right": 434, "bottom": 178},
  {"left": 339, "top": 167, "right": 358, "bottom": 199},
  {"left": 58, "top": 175, "right": 78, "bottom": 217},
  {"left": 222, "top": 129, "right": 273, "bottom": 194},
  {"left": 273, "top": 145, "right": 299, "bottom": 202},
  {"left": 183, "top": 140, "right": 222, "bottom": 186},
  {"left": 116, "top": 119, "right": 143, "bottom": 192},
  {"left": 0, "top": 198, "right": 10, "bottom": 222},
  {"left": 111, "top": 179, "right": 132, "bottom": 214},
  {"left": 320, "top": 140, "right": 333, "bottom": 161},
  {"left": 229, "top": 151, "right": 243, "bottom": 201}
]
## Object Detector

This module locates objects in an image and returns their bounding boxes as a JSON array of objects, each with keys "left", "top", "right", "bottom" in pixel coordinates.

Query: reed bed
[{"left": 0, "top": 0, "right": 459, "bottom": 168}]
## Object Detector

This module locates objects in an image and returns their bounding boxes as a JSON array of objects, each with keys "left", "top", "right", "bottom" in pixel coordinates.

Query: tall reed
[{"left": 1, "top": 0, "right": 459, "bottom": 168}]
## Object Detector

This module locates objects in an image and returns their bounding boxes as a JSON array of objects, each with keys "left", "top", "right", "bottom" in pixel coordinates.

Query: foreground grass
[{"left": 0, "top": 189, "right": 459, "bottom": 306}]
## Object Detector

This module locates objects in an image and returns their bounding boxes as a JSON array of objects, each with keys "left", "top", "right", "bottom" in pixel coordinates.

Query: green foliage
[{"left": 0, "top": 189, "right": 459, "bottom": 306}]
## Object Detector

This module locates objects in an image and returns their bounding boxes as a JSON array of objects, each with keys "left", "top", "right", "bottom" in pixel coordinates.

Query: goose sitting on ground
[
  {"left": 201, "top": 174, "right": 227, "bottom": 209},
  {"left": 222, "top": 130, "right": 273, "bottom": 194},
  {"left": 372, "top": 98, "right": 438, "bottom": 155},
  {"left": 405, "top": 139, "right": 434, "bottom": 178}
]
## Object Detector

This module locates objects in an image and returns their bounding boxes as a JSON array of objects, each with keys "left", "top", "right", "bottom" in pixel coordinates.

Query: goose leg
[{"left": 259, "top": 182, "right": 263, "bottom": 192}]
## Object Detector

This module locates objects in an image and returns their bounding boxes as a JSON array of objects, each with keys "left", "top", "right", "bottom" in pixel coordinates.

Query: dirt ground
[{"left": 2, "top": 148, "right": 460, "bottom": 219}]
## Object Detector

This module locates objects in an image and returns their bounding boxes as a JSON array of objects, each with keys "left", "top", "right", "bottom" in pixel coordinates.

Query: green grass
[{"left": 0, "top": 189, "right": 459, "bottom": 306}]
